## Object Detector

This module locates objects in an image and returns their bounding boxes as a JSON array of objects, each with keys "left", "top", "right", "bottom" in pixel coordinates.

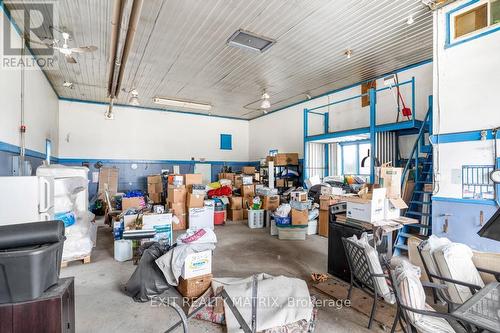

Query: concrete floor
[{"left": 61, "top": 220, "right": 385, "bottom": 333}]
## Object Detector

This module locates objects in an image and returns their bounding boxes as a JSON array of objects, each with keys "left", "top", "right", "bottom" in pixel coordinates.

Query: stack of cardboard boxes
[
  {"left": 177, "top": 250, "right": 213, "bottom": 298},
  {"left": 290, "top": 190, "right": 309, "bottom": 226},
  {"left": 345, "top": 167, "right": 409, "bottom": 225},
  {"left": 227, "top": 196, "right": 243, "bottom": 221},
  {"left": 147, "top": 175, "right": 163, "bottom": 204},
  {"left": 165, "top": 173, "right": 204, "bottom": 230}
]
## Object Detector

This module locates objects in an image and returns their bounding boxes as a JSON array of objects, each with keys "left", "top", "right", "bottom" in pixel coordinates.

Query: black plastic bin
[{"left": 0, "top": 221, "right": 65, "bottom": 304}]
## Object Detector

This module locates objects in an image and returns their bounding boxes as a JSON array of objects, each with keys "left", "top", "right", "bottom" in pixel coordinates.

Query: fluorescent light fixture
[{"left": 153, "top": 97, "right": 212, "bottom": 111}]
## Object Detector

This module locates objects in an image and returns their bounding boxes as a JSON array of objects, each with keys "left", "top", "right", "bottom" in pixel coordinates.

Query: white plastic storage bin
[
  {"left": 114, "top": 240, "right": 133, "bottom": 262},
  {"left": 248, "top": 209, "right": 265, "bottom": 229},
  {"left": 307, "top": 219, "right": 318, "bottom": 235},
  {"left": 277, "top": 225, "right": 307, "bottom": 240}
]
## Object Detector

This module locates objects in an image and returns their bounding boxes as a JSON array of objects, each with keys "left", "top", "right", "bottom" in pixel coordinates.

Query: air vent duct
[{"left": 227, "top": 29, "right": 275, "bottom": 53}]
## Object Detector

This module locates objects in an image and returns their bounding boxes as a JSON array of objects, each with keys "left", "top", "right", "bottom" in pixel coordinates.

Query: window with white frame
[
  {"left": 337, "top": 141, "right": 371, "bottom": 176},
  {"left": 451, "top": 0, "right": 500, "bottom": 42}
]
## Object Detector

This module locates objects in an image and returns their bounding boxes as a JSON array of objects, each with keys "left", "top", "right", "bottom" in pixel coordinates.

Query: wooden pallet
[
  {"left": 61, "top": 255, "right": 91, "bottom": 268},
  {"left": 314, "top": 276, "right": 401, "bottom": 331}
]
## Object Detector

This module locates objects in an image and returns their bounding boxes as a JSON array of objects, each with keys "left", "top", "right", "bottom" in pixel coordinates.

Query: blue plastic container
[{"left": 274, "top": 216, "right": 291, "bottom": 226}]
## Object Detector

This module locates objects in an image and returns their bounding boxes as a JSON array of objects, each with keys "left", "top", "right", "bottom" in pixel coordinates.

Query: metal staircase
[{"left": 394, "top": 105, "right": 433, "bottom": 256}]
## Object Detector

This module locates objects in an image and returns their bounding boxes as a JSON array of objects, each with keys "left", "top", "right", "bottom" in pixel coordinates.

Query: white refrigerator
[{"left": 0, "top": 176, "right": 55, "bottom": 226}]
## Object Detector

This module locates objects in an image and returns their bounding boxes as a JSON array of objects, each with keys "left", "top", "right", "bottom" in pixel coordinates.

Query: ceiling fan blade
[
  {"left": 65, "top": 54, "right": 77, "bottom": 64},
  {"left": 71, "top": 45, "right": 97, "bottom": 53}
]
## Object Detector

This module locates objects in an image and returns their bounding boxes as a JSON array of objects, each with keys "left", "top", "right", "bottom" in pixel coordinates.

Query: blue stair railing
[{"left": 394, "top": 98, "right": 433, "bottom": 256}]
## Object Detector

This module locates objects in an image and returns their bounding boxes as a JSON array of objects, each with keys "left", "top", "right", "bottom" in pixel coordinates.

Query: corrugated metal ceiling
[{"left": 5, "top": 0, "right": 433, "bottom": 119}]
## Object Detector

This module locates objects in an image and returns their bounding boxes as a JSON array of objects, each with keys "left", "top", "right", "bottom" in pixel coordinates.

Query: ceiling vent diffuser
[{"left": 227, "top": 29, "right": 275, "bottom": 53}]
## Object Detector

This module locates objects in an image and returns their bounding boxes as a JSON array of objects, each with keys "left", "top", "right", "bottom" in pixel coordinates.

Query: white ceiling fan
[{"left": 45, "top": 31, "right": 97, "bottom": 64}]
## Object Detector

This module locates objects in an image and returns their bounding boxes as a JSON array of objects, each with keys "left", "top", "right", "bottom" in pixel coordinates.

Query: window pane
[
  {"left": 492, "top": 0, "right": 500, "bottom": 25},
  {"left": 343, "top": 145, "right": 357, "bottom": 175},
  {"left": 454, "top": 4, "right": 488, "bottom": 38},
  {"left": 359, "top": 143, "right": 371, "bottom": 175}
]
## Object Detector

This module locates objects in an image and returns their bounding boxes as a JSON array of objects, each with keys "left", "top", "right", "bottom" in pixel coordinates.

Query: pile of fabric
[{"left": 189, "top": 274, "right": 317, "bottom": 333}]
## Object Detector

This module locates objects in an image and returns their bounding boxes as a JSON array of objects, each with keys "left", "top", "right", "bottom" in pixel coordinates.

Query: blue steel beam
[{"left": 369, "top": 88, "right": 377, "bottom": 183}]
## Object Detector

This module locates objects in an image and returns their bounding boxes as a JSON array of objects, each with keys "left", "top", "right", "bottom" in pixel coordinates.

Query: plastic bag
[
  {"left": 275, "top": 204, "right": 291, "bottom": 217},
  {"left": 125, "top": 242, "right": 173, "bottom": 302},
  {"left": 308, "top": 208, "right": 319, "bottom": 221},
  {"left": 55, "top": 211, "right": 76, "bottom": 227}
]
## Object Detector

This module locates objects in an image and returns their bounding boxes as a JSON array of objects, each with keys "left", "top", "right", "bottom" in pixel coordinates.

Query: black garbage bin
[{"left": 0, "top": 220, "right": 65, "bottom": 304}]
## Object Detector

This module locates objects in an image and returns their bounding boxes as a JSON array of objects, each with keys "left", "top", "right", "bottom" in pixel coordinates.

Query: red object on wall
[
  {"left": 402, "top": 107, "right": 412, "bottom": 117},
  {"left": 214, "top": 211, "right": 226, "bottom": 225}
]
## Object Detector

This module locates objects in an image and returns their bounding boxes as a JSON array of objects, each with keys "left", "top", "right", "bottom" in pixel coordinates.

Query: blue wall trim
[
  {"left": 429, "top": 129, "right": 495, "bottom": 144},
  {"left": 445, "top": 0, "right": 500, "bottom": 49},
  {"left": 0, "top": 141, "right": 57, "bottom": 161},
  {"left": 432, "top": 196, "right": 498, "bottom": 206}
]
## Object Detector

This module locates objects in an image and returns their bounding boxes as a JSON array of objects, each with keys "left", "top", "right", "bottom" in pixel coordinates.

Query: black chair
[
  {"left": 384, "top": 261, "right": 471, "bottom": 333},
  {"left": 342, "top": 237, "right": 391, "bottom": 329}
]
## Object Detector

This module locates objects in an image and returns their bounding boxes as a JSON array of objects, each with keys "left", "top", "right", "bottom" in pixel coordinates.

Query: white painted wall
[
  {"left": 433, "top": 0, "right": 500, "bottom": 198},
  {"left": 249, "top": 62, "right": 433, "bottom": 161},
  {"left": 58, "top": 100, "right": 250, "bottom": 161},
  {"left": 0, "top": 11, "right": 59, "bottom": 155},
  {"left": 433, "top": 0, "right": 500, "bottom": 135}
]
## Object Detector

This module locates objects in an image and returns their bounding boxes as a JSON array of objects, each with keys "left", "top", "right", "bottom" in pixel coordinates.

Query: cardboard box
[
  {"left": 319, "top": 210, "right": 329, "bottom": 237},
  {"left": 181, "top": 250, "right": 212, "bottom": 279},
  {"left": 98, "top": 167, "right": 118, "bottom": 196},
  {"left": 219, "top": 173, "right": 235, "bottom": 183},
  {"left": 184, "top": 174, "right": 203, "bottom": 187},
  {"left": 122, "top": 197, "right": 144, "bottom": 210},
  {"left": 346, "top": 188, "right": 386, "bottom": 223},
  {"left": 167, "top": 185, "right": 187, "bottom": 203},
  {"left": 242, "top": 166, "right": 256, "bottom": 175},
  {"left": 241, "top": 184, "right": 255, "bottom": 197},
  {"left": 168, "top": 201, "right": 186, "bottom": 214},
  {"left": 227, "top": 209, "right": 243, "bottom": 221},
  {"left": 234, "top": 175, "right": 243, "bottom": 189},
  {"left": 229, "top": 196, "right": 243, "bottom": 210},
  {"left": 320, "top": 195, "right": 339, "bottom": 211},
  {"left": 276, "top": 179, "right": 285, "bottom": 187},
  {"left": 292, "top": 208, "right": 308, "bottom": 226},
  {"left": 262, "top": 195, "right": 280, "bottom": 211},
  {"left": 291, "top": 191, "right": 308, "bottom": 202},
  {"left": 142, "top": 213, "right": 172, "bottom": 230},
  {"left": 243, "top": 209, "right": 248, "bottom": 219},
  {"left": 168, "top": 174, "right": 184, "bottom": 186},
  {"left": 173, "top": 213, "right": 187, "bottom": 230},
  {"left": 187, "top": 193, "right": 205, "bottom": 208},
  {"left": 177, "top": 274, "right": 213, "bottom": 299},
  {"left": 375, "top": 167, "right": 402, "bottom": 198},
  {"left": 275, "top": 153, "right": 299, "bottom": 166},
  {"left": 189, "top": 206, "right": 214, "bottom": 230},
  {"left": 242, "top": 175, "right": 253, "bottom": 185},
  {"left": 149, "top": 192, "right": 162, "bottom": 204},
  {"left": 384, "top": 197, "right": 408, "bottom": 220}
]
